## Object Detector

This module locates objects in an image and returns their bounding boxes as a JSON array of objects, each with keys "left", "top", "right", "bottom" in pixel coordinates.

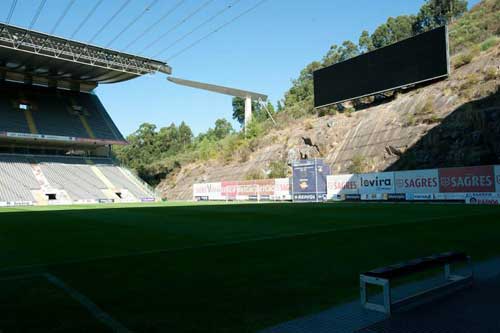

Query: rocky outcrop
[{"left": 158, "top": 45, "right": 500, "bottom": 200}]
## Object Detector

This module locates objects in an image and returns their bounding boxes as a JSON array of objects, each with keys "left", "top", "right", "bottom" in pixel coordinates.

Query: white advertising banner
[
  {"left": 406, "top": 193, "right": 434, "bottom": 201},
  {"left": 274, "top": 178, "right": 291, "bottom": 200},
  {"left": 327, "top": 174, "right": 359, "bottom": 199},
  {"left": 495, "top": 165, "right": 500, "bottom": 193},
  {"left": 6, "top": 131, "right": 76, "bottom": 142},
  {"left": 394, "top": 169, "right": 439, "bottom": 193},
  {"left": 466, "top": 192, "right": 500, "bottom": 205},
  {"left": 358, "top": 172, "right": 395, "bottom": 194},
  {"left": 361, "top": 193, "right": 387, "bottom": 201},
  {"left": 193, "top": 182, "right": 222, "bottom": 200},
  {"left": 0, "top": 201, "right": 33, "bottom": 207}
]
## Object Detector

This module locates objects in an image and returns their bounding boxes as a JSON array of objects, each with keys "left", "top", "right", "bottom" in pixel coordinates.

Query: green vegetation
[
  {"left": 344, "top": 107, "right": 355, "bottom": 117},
  {"left": 484, "top": 66, "right": 498, "bottom": 81},
  {"left": 405, "top": 113, "right": 417, "bottom": 127},
  {"left": 268, "top": 160, "right": 289, "bottom": 178},
  {"left": 480, "top": 36, "right": 499, "bottom": 51},
  {"left": 244, "top": 168, "right": 266, "bottom": 180},
  {"left": 416, "top": 99, "right": 435, "bottom": 116},
  {"left": 348, "top": 154, "right": 368, "bottom": 173},
  {"left": 115, "top": 1, "right": 498, "bottom": 186},
  {"left": 453, "top": 51, "right": 475, "bottom": 68},
  {"left": 1, "top": 202, "right": 499, "bottom": 332}
]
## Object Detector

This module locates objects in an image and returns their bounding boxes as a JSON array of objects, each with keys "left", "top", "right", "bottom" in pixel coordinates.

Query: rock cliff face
[{"left": 158, "top": 45, "right": 499, "bottom": 200}]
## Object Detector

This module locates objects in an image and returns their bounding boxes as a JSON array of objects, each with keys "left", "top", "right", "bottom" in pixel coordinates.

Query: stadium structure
[{"left": 0, "top": 23, "right": 171, "bottom": 206}]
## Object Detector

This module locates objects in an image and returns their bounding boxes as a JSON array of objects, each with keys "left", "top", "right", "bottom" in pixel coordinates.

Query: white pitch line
[
  {"left": 0, "top": 212, "right": 489, "bottom": 274},
  {"left": 43, "top": 273, "right": 131, "bottom": 333}
]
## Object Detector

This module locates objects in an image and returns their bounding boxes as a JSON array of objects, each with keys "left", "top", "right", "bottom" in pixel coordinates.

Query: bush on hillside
[
  {"left": 453, "top": 51, "right": 474, "bottom": 69},
  {"left": 268, "top": 160, "right": 289, "bottom": 179},
  {"left": 245, "top": 168, "right": 266, "bottom": 180},
  {"left": 348, "top": 154, "right": 368, "bottom": 173},
  {"left": 480, "top": 36, "right": 499, "bottom": 51}
]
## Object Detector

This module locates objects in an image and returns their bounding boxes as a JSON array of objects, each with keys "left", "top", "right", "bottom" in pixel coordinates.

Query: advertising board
[
  {"left": 0, "top": 201, "right": 33, "bottom": 207},
  {"left": 345, "top": 194, "right": 361, "bottom": 201},
  {"left": 394, "top": 169, "right": 439, "bottom": 193},
  {"left": 236, "top": 179, "right": 275, "bottom": 196},
  {"left": 387, "top": 193, "right": 406, "bottom": 201},
  {"left": 406, "top": 193, "right": 434, "bottom": 201},
  {"left": 292, "top": 159, "right": 329, "bottom": 201},
  {"left": 465, "top": 193, "right": 499, "bottom": 205},
  {"left": 495, "top": 165, "right": 500, "bottom": 193},
  {"left": 327, "top": 174, "right": 358, "bottom": 199},
  {"left": 361, "top": 193, "right": 387, "bottom": 201},
  {"left": 193, "top": 182, "right": 222, "bottom": 200},
  {"left": 358, "top": 172, "right": 394, "bottom": 194},
  {"left": 274, "top": 178, "right": 291, "bottom": 200},
  {"left": 439, "top": 165, "right": 495, "bottom": 193}
]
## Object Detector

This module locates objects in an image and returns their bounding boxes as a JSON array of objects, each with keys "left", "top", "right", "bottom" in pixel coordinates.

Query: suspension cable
[
  {"left": 88, "top": 0, "right": 132, "bottom": 44},
  {"left": 167, "top": 0, "right": 269, "bottom": 61},
  {"left": 50, "top": 0, "right": 76, "bottom": 34},
  {"left": 28, "top": 0, "right": 47, "bottom": 30},
  {"left": 6, "top": 0, "right": 17, "bottom": 24},
  {"left": 105, "top": 0, "right": 160, "bottom": 48},
  {"left": 70, "top": 0, "right": 104, "bottom": 39},
  {"left": 140, "top": 0, "right": 215, "bottom": 54},
  {"left": 153, "top": 0, "right": 242, "bottom": 58},
  {"left": 122, "top": 0, "right": 187, "bottom": 52}
]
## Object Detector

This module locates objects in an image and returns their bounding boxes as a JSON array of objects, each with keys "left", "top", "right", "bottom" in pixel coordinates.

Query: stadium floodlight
[
  {"left": 0, "top": 22, "right": 171, "bottom": 89},
  {"left": 167, "top": 76, "right": 269, "bottom": 131}
]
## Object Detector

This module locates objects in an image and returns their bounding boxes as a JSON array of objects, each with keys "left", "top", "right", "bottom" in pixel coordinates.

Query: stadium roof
[{"left": 0, "top": 23, "right": 172, "bottom": 87}]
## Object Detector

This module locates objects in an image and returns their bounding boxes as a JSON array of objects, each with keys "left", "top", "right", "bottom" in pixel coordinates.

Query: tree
[
  {"left": 213, "top": 118, "right": 233, "bottom": 140},
  {"left": 178, "top": 121, "right": 193, "bottom": 149},
  {"left": 232, "top": 97, "right": 262, "bottom": 126},
  {"left": 413, "top": 0, "right": 468, "bottom": 33},
  {"left": 276, "top": 100, "right": 284, "bottom": 112},
  {"left": 359, "top": 30, "right": 374, "bottom": 53},
  {"left": 371, "top": 15, "right": 416, "bottom": 49},
  {"left": 284, "top": 60, "right": 322, "bottom": 114},
  {"left": 322, "top": 40, "right": 360, "bottom": 66}
]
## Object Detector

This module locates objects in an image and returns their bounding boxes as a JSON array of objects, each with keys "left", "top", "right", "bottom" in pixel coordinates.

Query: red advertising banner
[
  {"left": 236, "top": 179, "right": 275, "bottom": 196},
  {"left": 221, "top": 181, "right": 238, "bottom": 197},
  {"left": 439, "top": 165, "right": 495, "bottom": 193}
]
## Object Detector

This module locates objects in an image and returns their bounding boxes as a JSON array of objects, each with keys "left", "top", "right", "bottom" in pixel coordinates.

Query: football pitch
[{"left": 1, "top": 202, "right": 500, "bottom": 332}]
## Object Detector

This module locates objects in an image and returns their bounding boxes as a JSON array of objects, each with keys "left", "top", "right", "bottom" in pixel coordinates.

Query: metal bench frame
[{"left": 360, "top": 256, "right": 473, "bottom": 314}]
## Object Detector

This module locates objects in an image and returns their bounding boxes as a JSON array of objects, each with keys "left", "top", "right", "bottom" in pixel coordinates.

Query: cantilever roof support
[{"left": 167, "top": 76, "right": 268, "bottom": 133}]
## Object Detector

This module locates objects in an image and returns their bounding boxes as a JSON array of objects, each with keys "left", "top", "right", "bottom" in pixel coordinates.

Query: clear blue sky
[{"left": 2, "top": 0, "right": 479, "bottom": 136}]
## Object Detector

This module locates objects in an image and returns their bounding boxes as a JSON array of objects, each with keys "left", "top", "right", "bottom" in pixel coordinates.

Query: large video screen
[{"left": 313, "top": 26, "right": 449, "bottom": 108}]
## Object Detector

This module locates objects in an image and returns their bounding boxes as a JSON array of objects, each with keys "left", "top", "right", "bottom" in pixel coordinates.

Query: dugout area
[{"left": 0, "top": 202, "right": 499, "bottom": 332}]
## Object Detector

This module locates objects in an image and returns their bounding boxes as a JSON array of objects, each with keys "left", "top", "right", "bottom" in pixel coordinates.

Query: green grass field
[{"left": 1, "top": 201, "right": 500, "bottom": 332}]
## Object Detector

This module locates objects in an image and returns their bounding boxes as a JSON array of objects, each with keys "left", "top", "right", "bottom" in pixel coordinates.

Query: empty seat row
[
  {"left": 0, "top": 82, "right": 125, "bottom": 142},
  {"left": 0, "top": 154, "right": 155, "bottom": 204}
]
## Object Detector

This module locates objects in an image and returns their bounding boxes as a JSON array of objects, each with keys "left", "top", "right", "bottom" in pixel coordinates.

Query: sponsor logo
[
  {"left": 407, "top": 193, "right": 433, "bottom": 200},
  {"left": 360, "top": 176, "right": 392, "bottom": 187},
  {"left": 345, "top": 194, "right": 361, "bottom": 200},
  {"left": 440, "top": 175, "right": 492, "bottom": 188},
  {"left": 299, "top": 180, "right": 309, "bottom": 190},
  {"left": 293, "top": 193, "right": 317, "bottom": 201},
  {"left": 329, "top": 180, "right": 357, "bottom": 190},
  {"left": 395, "top": 177, "right": 438, "bottom": 189},
  {"left": 439, "top": 166, "right": 494, "bottom": 192},
  {"left": 468, "top": 197, "right": 499, "bottom": 205},
  {"left": 388, "top": 193, "right": 406, "bottom": 200},
  {"left": 98, "top": 199, "right": 115, "bottom": 204},
  {"left": 466, "top": 193, "right": 499, "bottom": 205}
]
